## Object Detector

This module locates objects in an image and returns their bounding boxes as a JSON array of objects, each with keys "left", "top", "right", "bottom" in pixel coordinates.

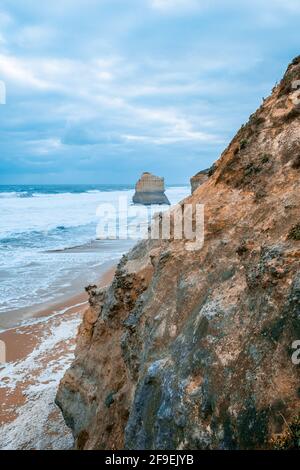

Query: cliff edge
[{"left": 56, "top": 57, "right": 300, "bottom": 450}]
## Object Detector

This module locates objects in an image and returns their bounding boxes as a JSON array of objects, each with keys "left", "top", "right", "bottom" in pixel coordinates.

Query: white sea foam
[
  {"left": 0, "top": 185, "right": 190, "bottom": 449},
  {"left": 0, "top": 314, "right": 80, "bottom": 449},
  {"left": 0, "top": 186, "right": 190, "bottom": 316}
]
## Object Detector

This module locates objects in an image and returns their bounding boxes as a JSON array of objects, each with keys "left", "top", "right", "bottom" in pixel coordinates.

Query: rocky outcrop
[
  {"left": 133, "top": 172, "right": 170, "bottom": 205},
  {"left": 190, "top": 169, "right": 210, "bottom": 193},
  {"left": 56, "top": 57, "right": 300, "bottom": 450}
]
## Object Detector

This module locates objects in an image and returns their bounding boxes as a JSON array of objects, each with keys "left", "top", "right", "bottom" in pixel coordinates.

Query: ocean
[{"left": 0, "top": 184, "right": 189, "bottom": 323}]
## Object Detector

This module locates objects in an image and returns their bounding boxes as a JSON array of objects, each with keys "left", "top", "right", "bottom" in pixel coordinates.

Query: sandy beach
[
  {"left": 0, "top": 265, "right": 115, "bottom": 450},
  {"left": 0, "top": 255, "right": 121, "bottom": 331}
]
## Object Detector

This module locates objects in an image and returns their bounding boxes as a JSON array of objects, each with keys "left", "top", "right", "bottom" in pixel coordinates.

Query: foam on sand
[{"left": 0, "top": 308, "right": 81, "bottom": 449}]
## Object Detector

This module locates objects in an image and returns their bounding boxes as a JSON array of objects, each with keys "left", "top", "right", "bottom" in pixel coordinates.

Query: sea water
[{"left": 0, "top": 184, "right": 189, "bottom": 317}]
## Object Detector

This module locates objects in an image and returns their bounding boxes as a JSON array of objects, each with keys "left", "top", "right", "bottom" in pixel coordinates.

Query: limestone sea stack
[{"left": 133, "top": 172, "right": 170, "bottom": 205}]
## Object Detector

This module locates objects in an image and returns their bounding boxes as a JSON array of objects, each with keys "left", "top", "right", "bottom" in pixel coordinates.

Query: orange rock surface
[{"left": 56, "top": 57, "right": 300, "bottom": 450}]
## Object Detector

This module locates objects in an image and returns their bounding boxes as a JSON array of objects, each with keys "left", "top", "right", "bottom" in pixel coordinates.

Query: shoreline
[
  {"left": 0, "top": 264, "right": 115, "bottom": 362},
  {"left": 0, "top": 260, "right": 116, "bottom": 331},
  {"left": 0, "top": 264, "right": 116, "bottom": 450}
]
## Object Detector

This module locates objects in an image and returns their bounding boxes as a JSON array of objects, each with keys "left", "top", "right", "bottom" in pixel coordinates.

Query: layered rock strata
[{"left": 133, "top": 172, "right": 170, "bottom": 205}]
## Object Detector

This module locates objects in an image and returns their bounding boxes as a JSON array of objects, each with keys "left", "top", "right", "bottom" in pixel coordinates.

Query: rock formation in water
[
  {"left": 132, "top": 172, "right": 170, "bottom": 205},
  {"left": 56, "top": 57, "right": 300, "bottom": 450}
]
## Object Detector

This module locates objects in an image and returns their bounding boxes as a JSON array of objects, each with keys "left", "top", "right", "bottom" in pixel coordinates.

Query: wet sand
[
  {"left": 0, "top": 265, "right": 115, "bottom": 450},
  {"left": 0, "top": 257, "right": 118, "bottom": 330}
]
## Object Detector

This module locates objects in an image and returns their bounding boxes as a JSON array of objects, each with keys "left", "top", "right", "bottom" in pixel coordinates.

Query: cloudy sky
[{"left": 0, "top": 0, "right": 299, "bottom": 184}]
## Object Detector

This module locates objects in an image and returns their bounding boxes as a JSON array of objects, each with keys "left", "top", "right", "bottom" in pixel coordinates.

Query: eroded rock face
[
  {"left": 56, "top": 57, "right": 300, "bottom": 450},
  {"left": 190, "top": 169, "right": 210, "bottom": 193},
  {"left": 133, "top": 172, "right": 170, "bottom": 205}
]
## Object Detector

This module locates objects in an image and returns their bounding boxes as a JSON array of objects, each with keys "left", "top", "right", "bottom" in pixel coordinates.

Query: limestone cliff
[
  {"left": 133, "top": 172, "right": 170, "bottom": 205},
  {"left": 56, "top": 57, "right": 300, "bottom": 450}
]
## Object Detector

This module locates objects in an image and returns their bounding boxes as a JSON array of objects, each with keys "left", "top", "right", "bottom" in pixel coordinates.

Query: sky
[{"left": 0, "top": 0, "right": 299, "bottom": 185}]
